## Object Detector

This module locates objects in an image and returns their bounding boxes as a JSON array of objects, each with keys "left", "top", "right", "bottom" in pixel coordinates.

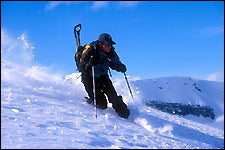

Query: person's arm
[{"left": 109, "top": 48, "right": 127, "bottom": 73}]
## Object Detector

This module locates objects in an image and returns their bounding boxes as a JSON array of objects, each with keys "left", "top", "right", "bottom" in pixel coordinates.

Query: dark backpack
[
  {"left": 74, "top": 42, "right": 96, "bottom": 72},
  {"left": 74, "top": 45, "right": 84, "bottom": 72}
]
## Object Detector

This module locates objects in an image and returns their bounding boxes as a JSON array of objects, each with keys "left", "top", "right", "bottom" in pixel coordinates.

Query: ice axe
[
  {"left": 74, "top": 23, "right": 82, "bottom": 78},
  {"left": 74, "top": 24, "right": 81, "bottom": 47}
]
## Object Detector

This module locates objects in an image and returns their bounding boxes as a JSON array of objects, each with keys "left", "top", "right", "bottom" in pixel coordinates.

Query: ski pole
[
  {"left": 124, "top": 72, "right": 133, "bottom": 99},
  {"left": 92, "top": 62, "right": 97, "bottom": 118}
]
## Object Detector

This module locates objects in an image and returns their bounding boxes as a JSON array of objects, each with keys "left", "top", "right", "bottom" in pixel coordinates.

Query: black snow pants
[{"left": 81, "top": 74, "right": 130, "bottom": 118}]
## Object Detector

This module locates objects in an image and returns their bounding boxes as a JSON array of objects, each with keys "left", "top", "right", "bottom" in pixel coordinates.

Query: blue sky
[{"left": 1, "top": 1, "right": 224, "bottom": 81}]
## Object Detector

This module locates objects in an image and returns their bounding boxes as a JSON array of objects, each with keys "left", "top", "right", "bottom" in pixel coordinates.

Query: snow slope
[
  {"left": 1, "top": 29, "right": 224, "bottom": 148},
  {"left": 1, "top": 62, "right": 224, "bottom": 148}
]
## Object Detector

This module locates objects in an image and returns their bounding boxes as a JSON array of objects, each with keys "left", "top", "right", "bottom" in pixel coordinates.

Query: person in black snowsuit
[{"left": 78, "top": 33, "right": 130, "bottom": 119}]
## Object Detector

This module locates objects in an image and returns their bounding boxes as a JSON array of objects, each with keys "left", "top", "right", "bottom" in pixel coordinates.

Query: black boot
[
  {"left": 84, "top": 97, "right": 107, "bottom": 110},
  {"left": 96, "top": 100, "right": 107, "bottom": 110},
  {"left": 113, "top": 96, "right": 130, "bottom": 119},
  {"left": 85, "top": 97, "right": 94, "bottom": 105},
  {"left": 96, "top": 92, "right": 108, "bottom": 110}
]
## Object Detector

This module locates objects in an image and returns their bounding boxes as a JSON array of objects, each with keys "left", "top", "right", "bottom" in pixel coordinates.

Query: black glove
[{"left": 118, "top": 64, "right": 127, "bottom": 73}]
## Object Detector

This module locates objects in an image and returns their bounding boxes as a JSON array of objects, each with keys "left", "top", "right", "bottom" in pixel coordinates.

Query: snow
[{"left": 1, "top": 32, "right": 224, "bottom": 149}]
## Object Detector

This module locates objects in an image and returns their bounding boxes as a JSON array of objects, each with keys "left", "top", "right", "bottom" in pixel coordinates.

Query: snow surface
[
  {"left": 1, "top": 62, "right": 224, "bottom": 149},
  {"left": 1, "top": 31, "right": 224, "bottom": 148}
]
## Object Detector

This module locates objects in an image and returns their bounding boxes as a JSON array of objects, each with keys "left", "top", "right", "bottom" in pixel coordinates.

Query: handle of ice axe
[{"left": 74, "top": 24, "right": 81, "bottom": 47}]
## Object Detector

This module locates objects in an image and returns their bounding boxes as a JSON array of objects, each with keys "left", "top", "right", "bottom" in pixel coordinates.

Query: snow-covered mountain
[
  {"left": 1, "top": 30, "right": 224, "bottom": 148},
  {"left": 1, "top": 61, "right": 224, "bottom": 148}
]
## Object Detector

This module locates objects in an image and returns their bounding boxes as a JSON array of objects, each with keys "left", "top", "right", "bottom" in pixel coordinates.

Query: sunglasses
[{"left": 102, "top": 42, "right": 112, "bottom": 47}]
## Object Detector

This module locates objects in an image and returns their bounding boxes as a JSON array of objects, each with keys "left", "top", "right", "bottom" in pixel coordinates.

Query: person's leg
[
  {"left": 101, "top": 75, "right": 130, "bottom": 118},
  {"left": 112, "top": 95, "right": 130, "bottom": 118},
  {"left": 81, "top": 74, "right": 94, "bottom": 100},
  {"left": 82, "top": 74, "right": 107, "bottom": 109},
  {"left": 95, "top": 89, "right": 107, "bottom": 109}
]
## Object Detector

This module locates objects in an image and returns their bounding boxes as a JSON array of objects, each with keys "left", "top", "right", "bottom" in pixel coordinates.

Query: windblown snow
[{"left": 1, "top": 30, "right": 224, "bottom": 149}]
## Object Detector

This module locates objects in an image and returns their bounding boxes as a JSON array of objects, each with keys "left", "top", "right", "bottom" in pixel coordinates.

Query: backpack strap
[{"left": 89, "top": 41, "right": 97, "bottom": 49}]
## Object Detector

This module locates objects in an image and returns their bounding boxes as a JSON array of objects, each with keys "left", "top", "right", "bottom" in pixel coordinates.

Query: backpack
[
  {"left": 74, "top": 42, "right": 96, "bottom": 72},
  {"left": 74, "top": 45, "right": 84, "bottom": 71}
]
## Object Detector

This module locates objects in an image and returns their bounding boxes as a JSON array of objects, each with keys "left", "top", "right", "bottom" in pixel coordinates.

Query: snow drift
[{"left": 1, "top": 29, "right": 224, "bottom": 148}]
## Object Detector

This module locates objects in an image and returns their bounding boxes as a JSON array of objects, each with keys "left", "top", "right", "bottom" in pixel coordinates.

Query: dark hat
[{"left": 98, "top": 33, "right": 116, "bottom": 45}]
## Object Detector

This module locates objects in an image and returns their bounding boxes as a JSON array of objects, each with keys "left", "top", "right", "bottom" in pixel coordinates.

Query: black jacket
[{"left": 79, "top": 41, "right": 126, "bottom": 78}]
